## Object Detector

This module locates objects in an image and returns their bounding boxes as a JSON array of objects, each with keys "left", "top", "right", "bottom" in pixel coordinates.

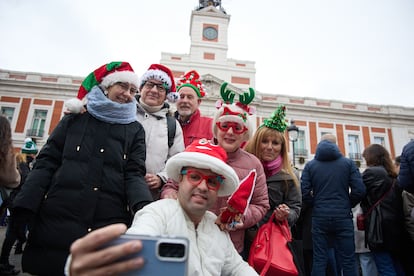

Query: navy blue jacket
[
  {"left": 398, "top": 140, "right": 414, "bottom": 193},
  {"left": 301, "top": 140, "right": 366, "bottom": 217}
]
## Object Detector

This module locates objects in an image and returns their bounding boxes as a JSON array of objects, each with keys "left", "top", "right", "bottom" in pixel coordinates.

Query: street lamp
[{"left": 287, "top": 120, "right": 299, "bottom": 167}]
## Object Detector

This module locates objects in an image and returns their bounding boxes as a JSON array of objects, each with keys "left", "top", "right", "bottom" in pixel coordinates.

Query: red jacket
[{"left": 176, "top": 109, "right": 213, "bottom": 147}]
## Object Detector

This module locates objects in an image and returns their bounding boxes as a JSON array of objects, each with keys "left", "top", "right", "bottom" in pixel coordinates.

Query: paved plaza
[{"left": 0, "top": 226, "right": 30, "bottom": 276}]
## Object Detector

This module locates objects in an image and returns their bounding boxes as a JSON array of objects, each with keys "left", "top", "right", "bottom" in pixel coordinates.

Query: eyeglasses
[
  {"left": 181, "top": 169, "right": 224, "bottom": 191},
  {"left": 115, "top": 82, "right": 138, "bottom": 95},
  {"left": 216, "top": 121, "right": 248, "bottom": 134},
  {"left": 144, "top": 81, "right": 167, "bottom": 93}
]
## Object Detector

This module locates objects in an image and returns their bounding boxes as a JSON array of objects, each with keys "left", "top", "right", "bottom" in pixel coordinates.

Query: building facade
[{"left": 1, "top": 0, "right": 413, "bottom": 170}]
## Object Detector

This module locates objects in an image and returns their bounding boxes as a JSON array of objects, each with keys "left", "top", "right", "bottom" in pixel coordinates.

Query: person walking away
[
  {"left": 398, "top": 140, "right": 414, "bottom": 193},
  {"left": 361, "top": 144, "right": 407, "bottom": 276},
  {"left": 301, "top": 134, "right": 366, "bottom": 276}
]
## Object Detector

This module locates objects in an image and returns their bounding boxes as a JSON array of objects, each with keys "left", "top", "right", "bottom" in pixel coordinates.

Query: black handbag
[
  {"left": 358, "top": 179, "right": 395, "bottom": 231},
  {"left": 367, "top": 205, "right": 383, "bottom": 248},
  {"left": 365, "top": 179, "right": 395, "bottom": 249}
]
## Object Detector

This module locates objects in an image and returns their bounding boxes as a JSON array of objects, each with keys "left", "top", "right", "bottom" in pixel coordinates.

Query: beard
[{"left": 178, "top": 108, "right": 193, "bottom": 117}]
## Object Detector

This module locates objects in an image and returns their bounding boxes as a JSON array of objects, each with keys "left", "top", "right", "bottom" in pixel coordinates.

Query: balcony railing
[
  {"left": 26, "top": 128, "right": 44, "bottom": 138},
  {"left": 349, "top": 152, "right": 362, "bottom": 160},
  {"left": 294, "top": 148, "right": 308, "bottom": 157}
]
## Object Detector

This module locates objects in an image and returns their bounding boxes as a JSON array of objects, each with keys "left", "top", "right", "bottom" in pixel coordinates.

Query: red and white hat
[
  {"left": 176, "top": 70, "right": 206, "bottom": 98},
  {"left": 166, "top": 138, "right": 239, "bottom": 196},
  {"left": 140, "top": 64, "right": 179, "bottom": 102},
  {"left": 212, "top": 82, "right": 256, "bottom": 140},
  {"left": 65, "top": 61, "right": 139, "bottom": 113},
  {"left": 227, "top": 169, "right": 256, "bottom": 215}
]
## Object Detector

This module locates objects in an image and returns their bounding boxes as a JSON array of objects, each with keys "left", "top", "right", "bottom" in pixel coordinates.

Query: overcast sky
[{"left": 1, "top": 0, "right": 413, "bottom": 107}]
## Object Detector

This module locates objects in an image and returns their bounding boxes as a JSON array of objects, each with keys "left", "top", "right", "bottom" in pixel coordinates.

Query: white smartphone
[{"left": 103, "top": 234, "right": 189, "bottom": 276}]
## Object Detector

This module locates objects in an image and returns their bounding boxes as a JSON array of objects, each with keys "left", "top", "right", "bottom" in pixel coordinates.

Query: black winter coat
[
  {"left": 361, "top": 166, "right": 405, "bottom": 254},
  {"left": 13, "top": 112, "right": 153, "bottom": 275}
]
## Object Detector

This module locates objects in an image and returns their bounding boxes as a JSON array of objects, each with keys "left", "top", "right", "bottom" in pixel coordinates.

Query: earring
[{"left": 104, "top": 90, "right": 108, "bottom": 96}]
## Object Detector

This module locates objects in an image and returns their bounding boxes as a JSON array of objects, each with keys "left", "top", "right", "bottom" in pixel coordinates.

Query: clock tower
[
  {"left": 160, "top": 0, "right": 256, "bottom": 90},
  {"left": 189, "top": 0, "right": 229, "bottom": 65}
]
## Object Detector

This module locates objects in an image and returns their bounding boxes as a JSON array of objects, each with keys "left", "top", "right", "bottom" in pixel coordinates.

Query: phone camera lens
[{"left": 158, "top": 242, "right": 185, "bottom": 258}]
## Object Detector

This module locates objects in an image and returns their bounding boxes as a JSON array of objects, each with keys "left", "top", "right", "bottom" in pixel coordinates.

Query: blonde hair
[
  {"left": 245, "top": 126, "right": 299, "bottom": 187},
  {"left": 15, "top": 152, "right": 25, "bottom": 164}
]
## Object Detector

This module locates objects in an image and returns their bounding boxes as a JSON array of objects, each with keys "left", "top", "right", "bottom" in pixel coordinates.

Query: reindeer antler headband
[{"left": 216, "top": 82, "right": 256, "bottom": 120}]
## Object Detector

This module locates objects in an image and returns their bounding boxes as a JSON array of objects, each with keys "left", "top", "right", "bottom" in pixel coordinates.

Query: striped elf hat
[
  {"left": 66, "top": 61, "right": 139, "bottom": 113},
  {"left": 176, "top": 70, "right": 206, "bottom": 98}
]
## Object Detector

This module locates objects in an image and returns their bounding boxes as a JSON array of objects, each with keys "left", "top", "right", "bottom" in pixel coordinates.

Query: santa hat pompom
[
  {"left": 65, "top": 98, "right": 86, "bottom": 114},
  {"left": 166, "top": 91, "right": 180, "bottom": 103}
]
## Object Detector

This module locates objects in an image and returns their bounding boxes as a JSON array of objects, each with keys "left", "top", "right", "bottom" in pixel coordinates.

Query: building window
[
  {"left": 27, "top": 109, "right": 47, "bottom": 137},
  {"left": 348, "top": 134, "right": 362, "bottom": 160},
  {"left": 295, "top": 130, "right": 308, "bottom": 156},
  {"left": 373, "top": 136, "right": 385, "bottom": 147},
  {"left": 1, "top": 106, "right": 15, "bottom": 122}
]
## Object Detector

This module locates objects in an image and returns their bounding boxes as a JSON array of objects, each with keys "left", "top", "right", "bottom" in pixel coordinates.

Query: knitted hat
[
  {"left": 21, "top": 137, "right": 38, "bottom": 154},
  {"left": 66, "top": 61, "right": 139, "bottom": 113},
  {"left": 166, "top": 138, "right": 239, "bottom": 196},
  {"left": 227, "top": 169, "right": 256, "bottom": 215},
  {"left": 176, "top": 70, "right": 206, "bottom": 98},
  {"left": 213, "top": 82, "right": 256, "bottom": 139},
  {"left": 261, "top": 105, "right": 288, "bottom": 132},
  {"left": 140, "top": 64, "right": 179, "bottom": 102}
]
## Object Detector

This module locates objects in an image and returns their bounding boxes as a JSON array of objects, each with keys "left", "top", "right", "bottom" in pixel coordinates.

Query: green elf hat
[
  {"left": 176, "top": 70, "right": 206, "bottom": 98},
  {"left": 65, "top": 61, "right": 138, "bottom": 113},
  {"left": 261, "top": 105, "right": 288, "bottom": 132}
]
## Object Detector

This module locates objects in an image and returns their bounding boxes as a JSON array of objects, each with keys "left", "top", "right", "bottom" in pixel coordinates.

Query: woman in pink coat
[{"left": 162, "top": 83, "right": 269, "bottom": 257}]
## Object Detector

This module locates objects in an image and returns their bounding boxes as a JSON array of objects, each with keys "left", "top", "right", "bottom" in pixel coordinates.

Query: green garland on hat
[{"left": 261, "top": 105, "right": 288, "bottom": 132}]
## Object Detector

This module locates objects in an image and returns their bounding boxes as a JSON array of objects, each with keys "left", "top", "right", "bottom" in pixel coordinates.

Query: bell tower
[
  {"left": 189, "top": 0, "right": 229, "bottom": 65},
  {"left": 160, "top": 1, "right": 256, "bottom": 90}
]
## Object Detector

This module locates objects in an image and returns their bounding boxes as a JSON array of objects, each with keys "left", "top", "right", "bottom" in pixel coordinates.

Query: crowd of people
[{"left": 1, "top": 61, "right": 414, "bottom": 276}]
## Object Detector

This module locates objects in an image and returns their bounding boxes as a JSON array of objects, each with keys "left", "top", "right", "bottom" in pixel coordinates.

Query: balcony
[
  {"left": 294, "top": 148, "right": 308, "bottom": 157},
  {"left": 349, "top": 152, "right": 362, "bottom": 160},
  {"left": 26, "top": 128, "right": 44, "bottom": 138}
]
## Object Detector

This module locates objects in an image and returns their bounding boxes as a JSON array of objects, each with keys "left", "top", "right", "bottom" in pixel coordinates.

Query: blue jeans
[
  {"left": 311, "top": 216, "right": 357, "bottom": 276},
  {"left": 356, "top": 252, "right": 378, "bottom": 276},
  {"left": 372, "top": 251, "right": 397, "bottom": 276}
]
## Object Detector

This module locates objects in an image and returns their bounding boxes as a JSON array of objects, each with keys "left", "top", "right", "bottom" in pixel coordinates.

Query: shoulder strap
[
  {"left": 366, "top": 178, "right": 395, "bottom": 215},
  {"left": 166, "top": 114, "right": 176, "bottom": 148}
]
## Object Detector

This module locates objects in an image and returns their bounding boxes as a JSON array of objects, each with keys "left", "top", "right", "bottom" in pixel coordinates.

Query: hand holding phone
[{"left": 103, "top": 234, "right": 189, "bottom": 276}]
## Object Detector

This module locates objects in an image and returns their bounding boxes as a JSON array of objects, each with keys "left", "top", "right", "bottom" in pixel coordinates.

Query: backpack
[{"left": 166, "top": 113, "right": 176, "bottom": 148}]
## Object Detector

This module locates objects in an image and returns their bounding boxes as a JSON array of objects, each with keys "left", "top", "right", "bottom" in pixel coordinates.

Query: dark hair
[
  {"left": 0, "top": 115, "right": 13, "bottom": 166},
  {"left": 362, "top": 144, "right": 397, "bottom": 177}
]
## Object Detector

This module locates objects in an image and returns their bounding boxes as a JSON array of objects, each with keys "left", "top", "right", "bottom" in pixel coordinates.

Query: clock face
[{"left": 203, "top": 27, "right": 218, "bottom": 40}]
